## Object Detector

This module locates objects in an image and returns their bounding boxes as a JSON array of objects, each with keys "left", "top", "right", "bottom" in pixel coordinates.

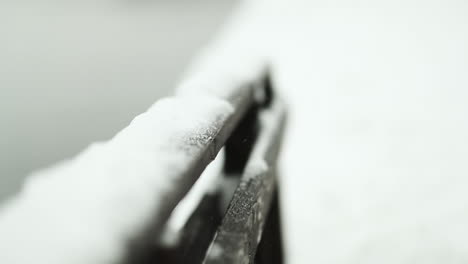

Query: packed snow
[{"left": 0, "top": 96, "right": 233, "bottom": 264}]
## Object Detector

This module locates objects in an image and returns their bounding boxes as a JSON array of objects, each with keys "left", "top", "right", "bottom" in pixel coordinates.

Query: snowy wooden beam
[
  {"left": 0, "top": 63, "right": 267, "bottom": 264},
  {"left": 0, "top": 0, "right": 270, "bottom": 262}
]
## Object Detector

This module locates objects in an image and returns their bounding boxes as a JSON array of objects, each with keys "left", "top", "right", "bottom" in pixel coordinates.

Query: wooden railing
[
  {"left": 128, "top": 71, "right": 287, "bottom": 264},
  {"left": 0, "top": 65, "right": 286, "bottom": 264}
]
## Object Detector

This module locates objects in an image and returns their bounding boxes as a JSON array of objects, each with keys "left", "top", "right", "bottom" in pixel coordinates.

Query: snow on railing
[{"left": 0, "top": 50, "right": 286, "bottom": 263}]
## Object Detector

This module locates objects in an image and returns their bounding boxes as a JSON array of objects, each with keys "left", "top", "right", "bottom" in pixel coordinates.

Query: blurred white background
[{"left": 0, "top": 0, "right": 235, "bottom": 203}]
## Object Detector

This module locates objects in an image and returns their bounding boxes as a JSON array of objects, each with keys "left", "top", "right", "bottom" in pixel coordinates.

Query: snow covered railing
[
  {"left": 155, "top": 72, "right": 287, "bottom": 264},
  {"left": 0, "top": 61, "right": 286, "bottom": 263}
]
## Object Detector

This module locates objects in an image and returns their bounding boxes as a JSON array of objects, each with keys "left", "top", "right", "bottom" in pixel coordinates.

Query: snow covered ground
[{"left": 264, "top": 1, "right": 468, "bottom": 263}]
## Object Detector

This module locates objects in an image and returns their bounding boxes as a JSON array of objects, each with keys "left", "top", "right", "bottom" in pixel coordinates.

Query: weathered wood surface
[{"left": 203, "top": 97, "right": 287, "bottom": 264}]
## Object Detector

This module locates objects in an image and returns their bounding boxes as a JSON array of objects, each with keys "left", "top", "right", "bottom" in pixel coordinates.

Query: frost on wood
[{"left": 0, "top": 96, "right": 233, "bottom": 264}]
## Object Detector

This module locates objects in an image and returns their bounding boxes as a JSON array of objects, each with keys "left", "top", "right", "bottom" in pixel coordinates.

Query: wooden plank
[{"left": 203, "top": 98, "right": 286, "bottom": 264}]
